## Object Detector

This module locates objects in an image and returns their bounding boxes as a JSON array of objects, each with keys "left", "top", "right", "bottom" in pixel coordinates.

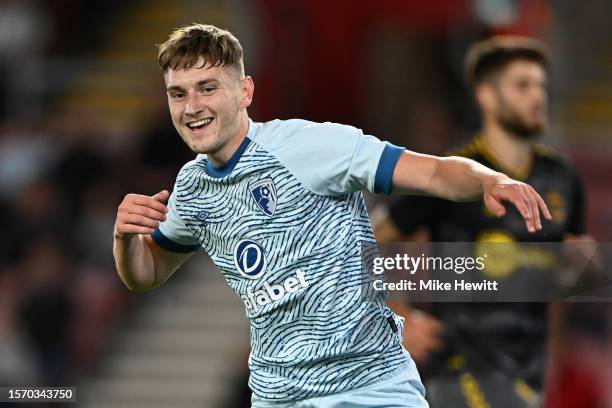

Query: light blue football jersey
[{"left": 152, "top": 118, "right": 418, "bottom": 401}]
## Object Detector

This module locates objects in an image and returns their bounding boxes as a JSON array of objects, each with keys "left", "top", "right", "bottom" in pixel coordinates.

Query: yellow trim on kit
[
  {"left": 532, "top": 142, "right": 561, "bottom": 160},
  {"left": 459, "top": 373, "right": 491, "bottom": 408},
  {"left": 472, "top": 137, "right": 532, "bottom": 181},
  {"left": 515, "top": 379, "right": 539, "bottom": 405},
  {"left": 447, "top": 138, "right": 480, "bottom": 158}
]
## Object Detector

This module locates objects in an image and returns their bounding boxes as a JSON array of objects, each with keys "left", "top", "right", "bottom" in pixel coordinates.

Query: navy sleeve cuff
[
  {"left": 374, "top": 144, "right": 404, "bottom": 195},
  {"left": 151, "top": 229, "right": 200, "bottom": 253}
]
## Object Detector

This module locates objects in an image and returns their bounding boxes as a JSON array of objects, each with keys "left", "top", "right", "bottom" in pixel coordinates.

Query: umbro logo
[{"left": 195, "top": 211, "right": 209, "bottom": 225}]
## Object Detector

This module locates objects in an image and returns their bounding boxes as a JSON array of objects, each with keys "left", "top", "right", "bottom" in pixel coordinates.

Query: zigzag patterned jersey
[{"left": 152, "top": 118, "right": 417, "bottom": 401}]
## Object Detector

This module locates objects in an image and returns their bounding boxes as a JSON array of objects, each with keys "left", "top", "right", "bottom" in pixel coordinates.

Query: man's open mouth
[{"left": 187, "top": 118, "right": 213, "bottom": 130}]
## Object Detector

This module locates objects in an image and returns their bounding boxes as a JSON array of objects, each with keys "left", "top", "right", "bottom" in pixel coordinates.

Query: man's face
[
  {"left": 165, "top": 58, "right": 251, "bottom": 155},
  {"left": 487, "top": 60, "right": 548, "bottom": 138}
]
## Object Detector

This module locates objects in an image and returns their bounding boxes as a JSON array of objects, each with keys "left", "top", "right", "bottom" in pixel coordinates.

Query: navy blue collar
[{"left": 205, "top": 120, "right": 255, "bottom": 178}]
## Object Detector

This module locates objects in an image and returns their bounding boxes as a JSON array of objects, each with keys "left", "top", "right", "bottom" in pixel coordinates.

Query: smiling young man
[{"left": 113, "top": 25, "right": 551, "bottom": 407}]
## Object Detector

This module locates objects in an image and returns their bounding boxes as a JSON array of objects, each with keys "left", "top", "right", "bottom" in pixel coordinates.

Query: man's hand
[
  {"left": 402, "top": 309, "right": 445, "bottom": 364},
  {"left": 482, "top": 175, "right": 552, "bottom": 233},
  {"left": 114, "top": 190, "right": 169, "bottom": 239}
]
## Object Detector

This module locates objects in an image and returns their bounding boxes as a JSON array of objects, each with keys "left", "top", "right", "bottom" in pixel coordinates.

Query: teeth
[{"left": 188, "top": 118, "right": 212, "bottom": 128}]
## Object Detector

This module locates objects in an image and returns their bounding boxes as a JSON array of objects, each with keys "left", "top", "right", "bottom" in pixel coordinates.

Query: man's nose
[
  {"left": 531, "top": 84, "right": 547, "bottom": 105},
  {"left": 185, "top": 93, "right": 204, "bottom": 117}
]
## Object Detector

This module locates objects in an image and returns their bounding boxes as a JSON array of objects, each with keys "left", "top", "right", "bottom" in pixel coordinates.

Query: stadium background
[{"left": 0, "top": 0, "right": 610, "bottom": 407}]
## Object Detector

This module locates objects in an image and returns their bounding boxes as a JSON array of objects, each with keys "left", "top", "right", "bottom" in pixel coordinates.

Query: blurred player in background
[
  {"left": 112, "top": 25, "right": 551, "bottom": 407},
  {"left": 375, "top": 36, "right": 592, "bottom": 407}
]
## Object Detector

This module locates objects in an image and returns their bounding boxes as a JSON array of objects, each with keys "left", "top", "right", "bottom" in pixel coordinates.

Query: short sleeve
[
  {"left": 252, "top": 120, "right": 404, "bottom": 195},
  {"left": 151, "top": 189, "right": 201, "bottom": 253}
]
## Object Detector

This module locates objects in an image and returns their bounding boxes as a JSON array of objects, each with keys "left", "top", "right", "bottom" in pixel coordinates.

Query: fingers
[
  {"left": 491, "top": 184, "right": 537, "bottom": 232},
  {"left": 516, "top": 194, "right": 537, "bottom": 233},
  {"left": 512, "top": 189, "right": 534, "bottom": 230},
  {"left": 412, "top": 325, "right": 444, "bottom": 351},
  {"left": 412, "top": 309, "right": 444, "bottom": 333},
  {"left": 484, "top": 194, "right": 506, "bottom": 218},
  {"left": 522, "top": 185, "right": 540, "bottom": 231},
  {"left": 527, "top": 187, "right": 542, "bottom": 230},
  {"left": 127, "top": 205, "right": 167, "bottom": 222},
  {"left": 404, "top": 336, "right": 430, "bottom": 363},
  {"left": 115, "top": 192, "right": 170, "bottom": 239},
  {"left": 152, "top": 190, "right": 170, "bottom": 204},
  {"left": 490, "top": 182, "right": 552, "bottom": 233},
  {"left": 534, "top": 188, "right": 552, "bottom": 220},
  {"left": 121, "top": 213, "right": 161, "bottom": 229},
  {"left": 403, "top": 330, "right": 443, "bottom": 363},
  {"left": 131, "top": 194, "right": 168, "bottom": 214}
]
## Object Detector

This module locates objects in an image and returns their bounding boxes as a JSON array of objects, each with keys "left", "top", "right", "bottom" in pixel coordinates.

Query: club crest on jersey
[
  {"left": 234, "top": 239, "right": 267, "bottom": 279},
  {"left": 249, "top": 178, "right": 277, "bottom": 216}
]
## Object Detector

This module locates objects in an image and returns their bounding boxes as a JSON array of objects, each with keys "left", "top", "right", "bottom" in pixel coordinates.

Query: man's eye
[
  {"left": 171, "top": 93, "right": 185, "bottom": 100},
  {"left": 202, "top": 87, "right": 216, "bottom": 94},
  {"left": 516, "top": 81, "right": 529, "bottom": 90}
]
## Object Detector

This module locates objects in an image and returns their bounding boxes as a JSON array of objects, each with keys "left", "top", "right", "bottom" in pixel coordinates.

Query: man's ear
[
  {"left": 240, "top": 76, "right": 254, "bottom": 109},
  {"left": 475, "top": 83, "right": 496, "bottom": 114}
]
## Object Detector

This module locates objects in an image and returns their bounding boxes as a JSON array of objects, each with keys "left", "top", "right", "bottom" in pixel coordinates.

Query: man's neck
[
  {"left": 207, "top": 113, "right": 249, "bottom": 167},
  {"left": 480, "top": 120, "right": 533, "bottom": 175}
]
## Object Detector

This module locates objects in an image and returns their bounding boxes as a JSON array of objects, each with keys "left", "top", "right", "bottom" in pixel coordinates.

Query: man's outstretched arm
[
  {"left": 392, "top": 151, "right": 552, "bottom": 233},
  {"left": 113, "top": 190, "right": 195, "bottom": 291}
]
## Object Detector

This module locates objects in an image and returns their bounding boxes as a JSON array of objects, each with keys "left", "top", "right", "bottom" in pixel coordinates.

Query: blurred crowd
[
  {"left": 0, "top": 110, "right": 193, "bottom": 386},
  {"left": 0, "top": 0, "right": 193, "bottom": 387}
]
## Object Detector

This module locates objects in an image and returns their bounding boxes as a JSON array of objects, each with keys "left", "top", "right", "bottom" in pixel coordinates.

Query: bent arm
[
  {"left": 113, "top": 233, "right": 194, "bottom": 291},
  {"left": 113, "top": 190, "right": 197, "bottom": 291}
]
